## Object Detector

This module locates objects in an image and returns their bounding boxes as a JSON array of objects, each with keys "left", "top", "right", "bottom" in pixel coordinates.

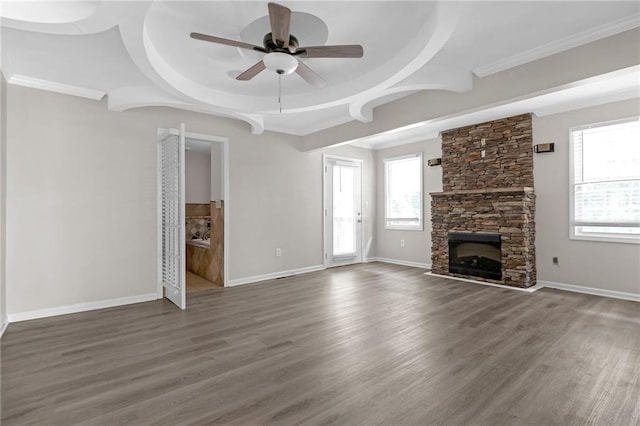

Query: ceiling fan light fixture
[{"left": 263, "top": 52, "right": 298, "bottom": 75}]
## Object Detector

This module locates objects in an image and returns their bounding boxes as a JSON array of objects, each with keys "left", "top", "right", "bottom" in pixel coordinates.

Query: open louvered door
[{"left": 158, "top": 123, "right": 186, "bottom": 309}]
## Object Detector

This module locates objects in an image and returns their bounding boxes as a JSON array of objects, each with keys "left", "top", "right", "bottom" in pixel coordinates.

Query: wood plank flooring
[
  {"left": 2, "top": 263, "right": 639, "bottom": 425},
  {"left": 186, "top": 271, "right": 221, "bottom": 293}
]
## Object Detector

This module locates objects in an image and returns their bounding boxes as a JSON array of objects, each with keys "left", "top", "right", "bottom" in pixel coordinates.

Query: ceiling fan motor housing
[
  {"left": 189, "top": 2, "right": 361, "bottom": 87},
  {"left": 263, "top": 32, "right": 299, "bottom": 53}
]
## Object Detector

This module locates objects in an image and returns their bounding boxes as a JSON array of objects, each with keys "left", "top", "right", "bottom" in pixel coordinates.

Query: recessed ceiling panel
[
  {"left": 2, "top": 26, "right": 154, "bottom": 92},
  {"left": 1, "top": 1, "right": 99, "bottom": 24},
  {"left": 143, "top": 2, "right": 435, "bottom": 99}
]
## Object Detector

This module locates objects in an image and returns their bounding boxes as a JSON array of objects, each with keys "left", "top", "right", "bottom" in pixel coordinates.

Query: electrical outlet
[
  {"left": 276, "top": 248, "right": 282, "bottom": 257},
  {"left": 552, "top": 257, "right": 559, "bottom": 265},
  {"left": 481, "top": 150, "right": 486, "bottom": 158},
  {"left": 400, "top": 239, "right": 405, "bottom": 247}
]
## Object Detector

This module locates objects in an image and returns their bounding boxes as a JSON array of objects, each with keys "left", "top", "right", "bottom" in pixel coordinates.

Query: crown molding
[
  {"left": 346, "top": 65, "right": 639, "bottom": 151},
  {"left": 473, "top": 14, "right": 640, "bottom": 78},
  {"left": 7, "top": 74, "right": 105, "bottom": 100}
]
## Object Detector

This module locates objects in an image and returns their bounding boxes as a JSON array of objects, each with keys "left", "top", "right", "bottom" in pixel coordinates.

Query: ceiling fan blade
[
  {"left": 297, "top": 45, "right": 364, "bottom": 59},
  {"left": 190, "top": 32, "right": 265, "bottom": 53},
  {"left": 236, "top": 60, "right": 266, "bottom": 81},
  {"left": 295, "top": 60, "right": 326, "bottom": 88},
  {"left": 268, "top": 2, "right": 291, "bottom": 47}
]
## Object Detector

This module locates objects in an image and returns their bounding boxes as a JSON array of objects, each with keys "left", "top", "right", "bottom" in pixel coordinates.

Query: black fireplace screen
[{"left": 448, "top": 232, "right": 502, "bottom": 280}]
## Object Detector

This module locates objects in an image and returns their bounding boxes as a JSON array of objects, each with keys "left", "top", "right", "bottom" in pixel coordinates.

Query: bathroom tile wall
[
  {"left": 184, "top": 201, "right": 224, "bottom": 286},
  {"left": 186, "top": 203, "right": 211, "bottom": 240}
]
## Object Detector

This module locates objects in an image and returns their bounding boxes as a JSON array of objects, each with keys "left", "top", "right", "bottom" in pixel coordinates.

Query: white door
[
  {"left": 158, "top": 124, "right": 186, "bottom": 309},
  {"left": 324, "top": 157, "right": 363, "bottom": 267}
]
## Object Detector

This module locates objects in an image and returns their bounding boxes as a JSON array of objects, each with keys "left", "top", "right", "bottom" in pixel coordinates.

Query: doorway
[
  {"left": 323, "top": 155, "right": 363, "bottom": 268},
  {"left": 184, "top": 137, "right": 224, "bottom": 293},
  {"left": 157, "top": 125, "right": 229, "bottom": 310}
]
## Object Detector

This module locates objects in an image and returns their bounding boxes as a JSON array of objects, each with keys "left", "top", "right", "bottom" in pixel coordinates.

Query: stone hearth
[{"left": 430, "top": 114, "right": 536, "bottom": 288}]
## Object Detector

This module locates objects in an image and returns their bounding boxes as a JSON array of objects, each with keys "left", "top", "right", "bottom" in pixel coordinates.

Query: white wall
[
  {"left": 375, "top": 140, "right": 441, "bottom": 266},
  {"left": 374, "top": 99, "right": 640, "bottom": 295},
  {"left": 533, "top": 99, "right": 640, "bottom": 295},
  {"left": 5, "top": 85, "right": 376, "bottom": 317},
  {"left": 185, "top": 150, "right": 211, "bottom": 204}
]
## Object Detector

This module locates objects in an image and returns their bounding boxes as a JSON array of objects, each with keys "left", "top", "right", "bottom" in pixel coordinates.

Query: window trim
[
  {"left": 384, "top": 153, "right": 424, "bottom": 231},
  {"left": 569, "top": 116, "right": 640, "bottom": 244}
]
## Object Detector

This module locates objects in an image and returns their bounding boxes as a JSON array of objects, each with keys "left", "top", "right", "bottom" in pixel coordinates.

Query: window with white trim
[
  {"left": 384, "top": 153, "right": 423, "bottom": 230},
  {"left": 570, "top": 117, "right": 640, "bottom": 243}
]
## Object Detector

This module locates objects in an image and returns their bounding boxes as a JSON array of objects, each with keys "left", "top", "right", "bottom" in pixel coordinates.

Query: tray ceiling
[{"left": 1, "top": 1, "right": 638, "bottom": 135}]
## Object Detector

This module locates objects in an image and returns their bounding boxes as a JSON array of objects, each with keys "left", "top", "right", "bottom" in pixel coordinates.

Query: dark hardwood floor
[{"left": 2, "top": 263, "right": 639, "bottom": 425}]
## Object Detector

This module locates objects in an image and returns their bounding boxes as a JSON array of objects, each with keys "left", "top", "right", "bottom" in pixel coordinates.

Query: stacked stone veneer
[{"left": 431, "top": 113, "right": 536, "bottom": 288}]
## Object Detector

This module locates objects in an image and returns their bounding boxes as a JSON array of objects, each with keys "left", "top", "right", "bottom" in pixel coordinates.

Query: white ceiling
[{"left": 1, "top": 1, "right": 639, "bottom": 137}]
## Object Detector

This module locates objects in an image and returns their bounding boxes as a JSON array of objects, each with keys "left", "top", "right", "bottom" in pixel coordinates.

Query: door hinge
[
  {"left": 324, "top": 166, "right": 327, "bottom": 173},
  {"left": 325, "top": 253, "right": 327, "bottom": 259},
  {"left": 325, "top": 209, "right": 327, "bottom": 216}
]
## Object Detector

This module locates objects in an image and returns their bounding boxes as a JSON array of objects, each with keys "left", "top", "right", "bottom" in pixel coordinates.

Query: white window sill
[
  {"left": 385, "top": 226, "right": 424, "bottom": 231},
  {"left": 570, "top": 234, "right": 640, "bottom": 245}
]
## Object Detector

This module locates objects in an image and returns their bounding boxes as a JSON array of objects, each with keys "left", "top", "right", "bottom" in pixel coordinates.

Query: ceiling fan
[{"left": 190, "top": 2, "right": 364, "bottom": 88}]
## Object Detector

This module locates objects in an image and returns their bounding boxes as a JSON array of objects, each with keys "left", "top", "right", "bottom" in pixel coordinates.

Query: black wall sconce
[{"left": 534, "top": 143, "right": 555, "bottom": 153}]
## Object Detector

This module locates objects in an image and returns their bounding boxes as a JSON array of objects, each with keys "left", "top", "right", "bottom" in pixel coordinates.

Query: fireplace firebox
[{"left": 448, "top": 232, "right": 501, "bottom": 280}]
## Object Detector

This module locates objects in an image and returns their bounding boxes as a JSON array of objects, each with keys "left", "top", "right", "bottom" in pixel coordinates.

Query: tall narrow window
[
  {"left": 384, "top": 153, "right": 423, "bottom": 230},
  {"left": 570, "top": 117, "right": 640, "bottom": 243}
]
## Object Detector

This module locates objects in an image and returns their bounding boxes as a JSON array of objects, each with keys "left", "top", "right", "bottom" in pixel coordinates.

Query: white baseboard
[
  {"left": 366, "top": 257, "right": 432, "bottom": 269},
  {"left": 538, "top": 280, "right": 640, "bottom": 302},
  {"left": 425, "top": 272, "right": 544, "bottom": 292},
  {"left": 228, "top": 264, "right": 325, "bottom": 287},
  {"left": 7, "top": 293, "right": 159, "bottom": 323}
]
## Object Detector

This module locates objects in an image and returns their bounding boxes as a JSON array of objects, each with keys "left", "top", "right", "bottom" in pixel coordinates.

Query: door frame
[
  {"left": 156, "top": 128, "right": 230, "bottom": 302},
  {"left": 322, "top": 154, "right": 364, "bottom": 268}
]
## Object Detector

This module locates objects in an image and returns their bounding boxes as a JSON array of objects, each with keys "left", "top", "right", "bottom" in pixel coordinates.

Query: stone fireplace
[{"left": 430, "top": 113, "right": 536, "bottom": 288}]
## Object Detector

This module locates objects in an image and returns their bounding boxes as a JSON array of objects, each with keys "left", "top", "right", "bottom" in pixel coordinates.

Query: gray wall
[
  {"left": 304, "top": 28, "right": 640, "bottom": 151},
  {"left": 375, "top": 139, "right": 442, "bottom": 265},
  {"left": 374, "top": 98, "right": 640, "bottom": 295},
  {"left": 4, "top": 85, "right": 637, "bottom": 318},
  {"left": 185, "top": 150, "right": 211, "bottom": 204},
  {"left": 533, "top": 99, "right": 640, "bottom": 294},
  {"left": 5, "top": 85, "right": 375, "bottom": 316},
  {"left": 0, "top": 72, "right": 7, "bottom": 331},
  {"left": 210, "top": 143, "right": 223, "bottom": 202}
]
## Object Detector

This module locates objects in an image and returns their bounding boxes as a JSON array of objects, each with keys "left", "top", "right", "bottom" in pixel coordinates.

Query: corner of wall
[{"left": 1, "top": 70, "right": 8, "bottom": 336}]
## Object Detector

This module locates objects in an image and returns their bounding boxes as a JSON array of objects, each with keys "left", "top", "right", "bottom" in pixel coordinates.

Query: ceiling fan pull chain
[{"left": 278, "top": 72, "right": 283, "bottom": 113}]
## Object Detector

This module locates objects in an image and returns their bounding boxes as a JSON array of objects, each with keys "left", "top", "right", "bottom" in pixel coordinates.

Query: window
[
  {"left": 384, "top": 153, "right": 423, "bottom": 230},
  {"left": 570, "top": 117, "right": 640, "bottom": 243}
]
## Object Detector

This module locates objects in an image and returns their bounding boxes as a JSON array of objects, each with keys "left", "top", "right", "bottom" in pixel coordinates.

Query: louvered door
[{"left": 159, "top": 124, "right": 186, "bottom": 309}]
